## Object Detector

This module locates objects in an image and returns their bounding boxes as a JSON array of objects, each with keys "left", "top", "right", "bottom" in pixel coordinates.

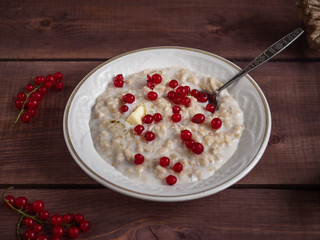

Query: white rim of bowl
[{"left": 63, "top": 46, "right": 272, "bottom": 202}]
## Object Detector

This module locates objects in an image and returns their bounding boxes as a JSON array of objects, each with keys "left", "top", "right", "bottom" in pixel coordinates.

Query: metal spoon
[{"left": 206, "top": 27, "right": 304, "bottom": 108}]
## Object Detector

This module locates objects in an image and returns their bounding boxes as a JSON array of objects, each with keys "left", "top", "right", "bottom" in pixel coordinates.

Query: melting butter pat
[{"left": 126, "top": 106, "right": 146, "bottom": 125}]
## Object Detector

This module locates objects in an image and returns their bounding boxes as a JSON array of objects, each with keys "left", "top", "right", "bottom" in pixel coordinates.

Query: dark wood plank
[
  {"left": 0, "top": 61, "right": 319, "bottom": 185},
  {"left": 0, "top": 0, "right": 317, "bottom": 60},
  {"left": 1, "top": 188, "right": 319, "bottom": 239}
]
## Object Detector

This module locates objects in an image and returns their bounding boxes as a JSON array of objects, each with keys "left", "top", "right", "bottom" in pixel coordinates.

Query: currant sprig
[
  {"left": 2, "top": 187, "right": 91, "bottom": 240},
  {"left": 14, "top": 73, "right": 64, "bottom": 124}
]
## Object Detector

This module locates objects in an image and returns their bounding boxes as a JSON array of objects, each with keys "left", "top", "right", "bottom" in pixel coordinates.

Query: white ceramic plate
[{"left": 63, "top": 47, "right": 271, "bottom": 202}]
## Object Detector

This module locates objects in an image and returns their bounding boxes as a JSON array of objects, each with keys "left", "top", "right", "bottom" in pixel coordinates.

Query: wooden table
[{"left": 1, "top": 1, "right": 319, "bottom": 239}]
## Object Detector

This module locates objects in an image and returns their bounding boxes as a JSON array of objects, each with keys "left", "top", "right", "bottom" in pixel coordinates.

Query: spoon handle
[{"left": 216, "top": 27, "right": 304, "bottom": 94}]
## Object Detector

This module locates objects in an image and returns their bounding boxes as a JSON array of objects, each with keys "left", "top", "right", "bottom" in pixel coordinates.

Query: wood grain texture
[
  {"left": 1, "top": 188, "right": 319, "bottom": 239},
  {"left": 0, "top": 61, "right": 319, "bottom": 185},
  {"left": 0, "top": 0, "right": 316, "bottom": 60}
]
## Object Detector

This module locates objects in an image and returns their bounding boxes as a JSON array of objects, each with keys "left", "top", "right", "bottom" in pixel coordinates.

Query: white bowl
[{"left": 63, "top": 47, "right": 271, "bottom": 202}]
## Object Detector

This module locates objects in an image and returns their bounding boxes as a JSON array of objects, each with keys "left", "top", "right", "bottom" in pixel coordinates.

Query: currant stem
[
  {"left": 16, "top": 215, "right": 24, "bottom": 240},
  {"left": 14, "top": 84, "right": 43, "bottom": 124},
  {"left": 2, "top": 187, "right": 47, "bottom": 225}
]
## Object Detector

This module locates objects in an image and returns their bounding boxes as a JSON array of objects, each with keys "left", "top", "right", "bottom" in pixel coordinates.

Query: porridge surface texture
[{"left": 89, "top": 68, "right": 245, "bottom": 185}]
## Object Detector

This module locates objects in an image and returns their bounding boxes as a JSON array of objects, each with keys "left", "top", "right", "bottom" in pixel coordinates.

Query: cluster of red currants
[
  {"left": 2, "top": 187, "right": 91, "bottom": 240},
  {"left": 14, "top": 72, "right": 64, "bottom": 123}
]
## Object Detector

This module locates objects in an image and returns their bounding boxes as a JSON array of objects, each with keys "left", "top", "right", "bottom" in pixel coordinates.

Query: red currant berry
[
  {"left": 144, "top": 131, "right": 155, "bottom": 141},
  {"left": 114, "top": 74, "right": 124, "bottom": 87},
  {"left": 173, "top": 97, "right": 182, "bottom": 105},
  {"left": 166, "top": 175, "right": 177, "bottom": 185},
  {"left": 39, "top": 210, "right": 50, "bottom": 220},
  {"left": 46, "top": 75, "right": 56, "bottom": 82},
  {"left": 4, "top": 195, "right": 15, "bottom": 208},
  {"left": 68, "top": 227, "right": 80, "bottom": 239},
  {"left": 21, "top": 113, "right": 31, "bottom": 123},
  {"left": 197, "top": 92, "right": 208, "bottom": 102},
  {"left": 185, "top": 139, "right": 195, "bottom": 149},
  {"left": 191, "top": 89, "right": 199, "bottom": 98},
  {"left": 181, "top": 130, "right": 192, "bottom": 141},
  {"left": 167, "top": 91, "right": 176, "bottom": 100},
  {"left": 134, "top": 125, "right": 144, "bottom": 135},
  {"left": 25, "top": 203, "right": 34, "bottom": 213},
  {"left": 38, "top": 86, "right": 47, "bottom": 95},
  {"left": 44, "top": 81, "right": 53, "bottom": 89},
  {"left": 119, "top": 105, "right": 129, "bottom": 113},
  {"left": 24, "top": 217, "right": 34, "bottom": 227},
  {"left": 181, "top": 97, "right": 190, "bottom": 106},
  {"left": 171, "top": 113, "right": 181, "bottom": 122},
  {"left": 36, "top": 234, "right": 49, "bottom": 240},
  {"left": 114, "top": 78, "right": 124, "bottom": 88},
  {"left": 192, "top": 113, "right": 205, "bottom": 124},
  {"left": 31, "top": 92, "right": 42, "bottom": 101},
  {"left": 74, "top": 213, "right": 85, "bottom": 223},
  {"left": 53, "top": 226, "right": 65, "bottom": 237},
  {"left": 54, "top": 72, "right": 63, "bottom": 80},
  {"left": 147, "top": 80, "right": 155, "bottom": 90},
  {"left": 152, "top": 73, "right": 162, "bottom": 84},
  {"left": 173, "top": 162, "right": 183, "bottom": 173},
  {"left": 184, "top": 86, "right": 191, "bottom": 95},
  {"left": 172, "top": 105, "right": 181, "bottom": 113},
  {"left": 192, "top": 142, "right": 204, "bottom": 154},
  {"left": 50, "top": 237, "right": 60, "bottom": 240},
  {"left": 54, "top": 81, "right": 64, "bottom": 91},
  {"left": 168, "top": 79, "right": 178, "bottom": 88},
  {"left": 15, "top": 196, "right": 28, "bottom": 209},
  {"left": 153, "top": 113, "right": 162, "bottom": 122},
  {"left": 33, "top": 224, "right": 43, "bottom": 233},
  {"left": 79, "top": 220, "right": 91, "bottom": 232},
  {"left": 26, "top": 84, "right": 34, "bottom": 92},
  {"left": 62, "top": 214, "right": 74, "bottom": 223},
  {"left": 206, "top": 103, "right": 216, "bottom": 113},
  {"left": 32, "top": 200, "right": 45, "bottom": 213},
  {"left": 142, "top": 114, "right": 153, "bottom": 124},
  {"left": 24, "top": 230, "right": 36, "bottom": 240},
  {"left": 35, "top": 76, "right": 45, "bottom": 85},
  {"left": 147, "top": 91, "right": 158, "bottom": 101},
  {"left": 26, "top": 99, "right": 39, "bottom": 109},
  {"left": 134, "top": 153, "right": 144, "bottom": 165},
  {"left": 15, "top": 99, "right": 24, "bottom": 109},
  {"left": 159, "top": 157, "right": 170, "bottom": 167},
  {"left": 176, "top": 86, "right": 187, "bottom": 97},
  {"left": 26, "top": 109, "right": 36, "bottom": 117},
  {"left": 114, "top": 74, "right": 123, "bottom": 81},
  {"left": 17, "top": 91, "right": 27, "bottom": 101},
  {"left": 211, "top": 118, "right": 222, "bottom": 129},
  {"left": 51, "top": 214, "right": 62, "bottom": 226},
  {"left": 122, "top": 93, "right": 135, "bottom": 104}
]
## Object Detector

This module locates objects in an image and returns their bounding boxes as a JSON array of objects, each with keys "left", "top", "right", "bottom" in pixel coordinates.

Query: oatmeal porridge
[{"left": 89, "top": 68, "right": 245, "bottom": 185}]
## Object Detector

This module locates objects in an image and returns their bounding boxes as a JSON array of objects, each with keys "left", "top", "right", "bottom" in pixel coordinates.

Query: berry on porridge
[{"left": 89, "top": 68, "right": 244, "bottom": 185}]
